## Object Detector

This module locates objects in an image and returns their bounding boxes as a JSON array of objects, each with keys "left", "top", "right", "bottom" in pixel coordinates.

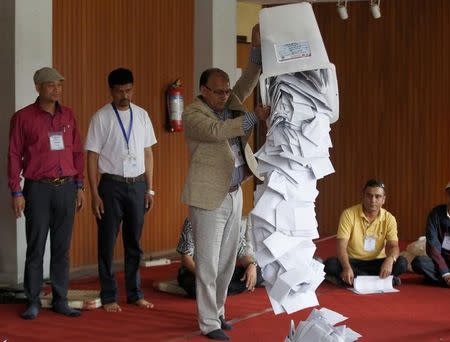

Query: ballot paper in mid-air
[
  {"left": 250, "top": 1, "right": 339, "bottom": 315},
  {"left": 284, "top": 308, "right": 362, "bottom": 342},
  {"left": 349, "top": 276, "right": 400, "bottom": 295}
]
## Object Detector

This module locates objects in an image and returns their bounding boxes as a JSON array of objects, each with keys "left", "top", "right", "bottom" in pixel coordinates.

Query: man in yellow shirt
[{"left": 324, "top": 179, "right": 408, "bottom": 286}]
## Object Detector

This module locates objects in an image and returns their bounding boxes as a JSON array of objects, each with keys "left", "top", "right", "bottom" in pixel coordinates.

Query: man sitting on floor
[
  {"left": 176, "top": 218, "right": 263, "bottom": 298},
  {"left": 324, "top": 179, "right": 408, "bottom": 286},
  {"left": 411, "top": 182, "right": 450, "bottom": 287}
]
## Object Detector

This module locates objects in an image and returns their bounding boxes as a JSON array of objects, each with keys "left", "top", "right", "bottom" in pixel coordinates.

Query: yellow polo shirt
[{"left": 336, "top": 204, "right": 398, "bottom": 260}]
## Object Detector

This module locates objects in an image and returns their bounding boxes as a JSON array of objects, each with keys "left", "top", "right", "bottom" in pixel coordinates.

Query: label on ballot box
[{"left": 275, "top": 41, "right": 311, "bottom": 63}]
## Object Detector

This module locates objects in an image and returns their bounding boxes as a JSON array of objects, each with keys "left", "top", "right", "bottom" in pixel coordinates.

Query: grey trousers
[{"left": 189, "top": 187, "right": 242, "bottom": 334}]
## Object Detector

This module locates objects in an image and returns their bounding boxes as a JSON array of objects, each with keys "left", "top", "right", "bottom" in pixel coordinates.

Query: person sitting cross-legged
[
  {"left": 324, "top": 179, "right": 408, "bottom": 286},
  {"left": 411, "top": 182, "right": 450, "bottom": 288},
  {"left": 176, "top": 218, "right": 264, "bottom": 300}
]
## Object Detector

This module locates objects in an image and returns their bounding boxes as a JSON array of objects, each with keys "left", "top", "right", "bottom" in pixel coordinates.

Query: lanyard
[{"left": 112, "top": 103, "right": 133, "bottom": 151}]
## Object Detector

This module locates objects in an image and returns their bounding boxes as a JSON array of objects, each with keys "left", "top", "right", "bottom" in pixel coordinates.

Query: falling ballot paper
[{"left": 251, "top": 1, "right": 339, "bottom": 315}]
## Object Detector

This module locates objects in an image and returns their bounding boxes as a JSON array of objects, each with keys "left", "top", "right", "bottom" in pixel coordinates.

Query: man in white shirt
[{"left": 85, "top": 68, "right": 157, "bottom": 312}]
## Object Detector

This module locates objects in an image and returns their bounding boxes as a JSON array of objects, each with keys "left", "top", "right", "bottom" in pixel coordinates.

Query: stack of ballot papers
[
  {"left": 251, "top": 2, "right": 339, "bottom": 315},
  {"left": 350, "top": 275, "right": 399, "bottom": 295},
  {"left": 251, "top": 70, "right": 335, "bottom": 314},
  {"left": 285, "top": 308, "right": 362, "bottom": 342}
]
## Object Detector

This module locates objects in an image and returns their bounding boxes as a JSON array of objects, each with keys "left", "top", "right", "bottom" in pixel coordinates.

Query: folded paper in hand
[{"left": 349, "top": 275, "right": 399, "bottom": 295}]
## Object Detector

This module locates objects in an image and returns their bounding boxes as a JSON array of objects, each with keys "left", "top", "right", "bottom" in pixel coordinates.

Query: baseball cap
[{"left": 33, "top": 67, "right": 65, "bottom": 84}]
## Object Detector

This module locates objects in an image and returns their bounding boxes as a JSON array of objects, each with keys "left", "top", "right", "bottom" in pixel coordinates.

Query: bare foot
[
  {"left": 103, "top": 302, "right": 122, "bottom": 312},
  {"left": 133, "top": 298, "right": 154, "bottom": 309}
]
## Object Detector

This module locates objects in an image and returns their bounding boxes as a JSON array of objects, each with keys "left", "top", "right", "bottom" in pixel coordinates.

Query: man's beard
[{"left": 119, "top": 99, "right": 130, "bottom": 106}]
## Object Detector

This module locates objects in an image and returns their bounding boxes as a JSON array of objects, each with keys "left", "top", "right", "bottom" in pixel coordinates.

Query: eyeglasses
[{"left": 203, "top": 85, "right": 232, "bottom": 97}]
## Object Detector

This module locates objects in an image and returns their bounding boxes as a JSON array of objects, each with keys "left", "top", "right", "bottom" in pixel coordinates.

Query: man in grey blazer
[{"left": 182, "top": 25, "right": 269, "bottom": 340}]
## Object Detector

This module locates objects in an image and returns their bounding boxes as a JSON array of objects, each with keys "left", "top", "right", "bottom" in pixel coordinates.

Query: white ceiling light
[
  {"left": 337, "top": 0, "right": 348, "bottom": 20},
  {"left": 370, "top": 0, "right": 381, "bottom": 19}
]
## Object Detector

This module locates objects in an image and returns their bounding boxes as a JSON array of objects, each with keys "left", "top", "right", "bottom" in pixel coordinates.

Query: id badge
[
  {"left": 363, "top": 235, "right": 376, "bottom": 252},
  {"left": 442, "top": 233, "right": 450, "bottom": 251},
  {"left": 123, "top": 155, "right": 138, "bottom": 177},
  {"left": 49, "top": 132, "right": 65, "bottom": 151},
  {"left": 232, "top": 144, "right": 245, "bottom": 167}
]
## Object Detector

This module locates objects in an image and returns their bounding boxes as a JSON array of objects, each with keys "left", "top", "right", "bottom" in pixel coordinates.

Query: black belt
[
  {"left": 228, "top": 184, "right": 239, "bottom": 193},
  {"left": 102, "top": 173, "right": 145, "bottom": 184},
  {"left": 37, "top": 176, "right": 73, "bottom": 186}
]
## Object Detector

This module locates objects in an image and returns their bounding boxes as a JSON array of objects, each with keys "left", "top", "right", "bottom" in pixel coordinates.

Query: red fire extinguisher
[{"left": 166, "top": 79, "right": 184, "bottom": 132}]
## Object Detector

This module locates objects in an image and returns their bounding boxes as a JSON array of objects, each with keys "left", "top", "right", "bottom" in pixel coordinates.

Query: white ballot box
[{"left": 259, "top": 2, "right": 339, "bottom": 124}]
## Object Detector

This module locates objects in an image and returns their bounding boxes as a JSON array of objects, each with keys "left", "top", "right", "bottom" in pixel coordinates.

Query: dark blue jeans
[
  {"left": 411, "top": 255, "right": 448, "bottom": 286},
  {"left": 23, "top": 179, "right": 76, "bottom": 306},
  {"left": 324, "top": 256, "right": 408, "bottom": 281},
  {"left": 97, "top": 177, "right": 146, "bottom": 305}
]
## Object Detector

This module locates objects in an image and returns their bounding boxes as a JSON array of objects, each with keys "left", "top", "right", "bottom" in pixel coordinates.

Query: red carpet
[{"left": 1, "top": 238, "right": 449, "bottom": 342}]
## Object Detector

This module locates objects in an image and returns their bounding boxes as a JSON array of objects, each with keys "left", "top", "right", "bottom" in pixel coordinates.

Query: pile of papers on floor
[
  {"left": 40, "top": 290, "right": 101, "bottom": 310},
  {"left": 251, "top": 2, "right": 339, "bottom": 315},
  {"left": 284, "top": 308, "right": 362, "bottom": 342},
  {"left": 350, "top": 275, "right": 399, "bottom": 294}
]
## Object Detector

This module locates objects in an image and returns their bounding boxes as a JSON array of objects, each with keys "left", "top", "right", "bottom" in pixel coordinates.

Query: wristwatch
[{"left": 146, "top": 189, "right": 155, "bottom": 196}]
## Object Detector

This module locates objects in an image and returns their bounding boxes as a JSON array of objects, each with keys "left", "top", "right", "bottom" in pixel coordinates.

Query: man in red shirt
[{"left": 8, "top": 67, "right": 85, "bottom": 320}]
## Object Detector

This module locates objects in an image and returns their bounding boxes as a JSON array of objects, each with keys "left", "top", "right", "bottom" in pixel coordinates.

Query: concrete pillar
[
  {"left": 194, "top": 0, "right": 237, "bottom": 94},
  {"left": 0, "top": 0, "right": 52, "bottom": 288}
]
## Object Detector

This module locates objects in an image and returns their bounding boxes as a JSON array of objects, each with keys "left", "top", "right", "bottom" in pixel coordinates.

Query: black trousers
[
  {"left": 177, "top": 265, "right": 264, "bottom": 299},
  {"left": 324, "top": 256, "right": 408, "bottom": 280},
  {"left": 23, "top": 179, "right": 76, "bottom": 305},
  {"left": 411, "top": 255, "right": 448, "bottom": 286},
  {"left": 97, "top": 177, "right": 146, "bottom": 304}
]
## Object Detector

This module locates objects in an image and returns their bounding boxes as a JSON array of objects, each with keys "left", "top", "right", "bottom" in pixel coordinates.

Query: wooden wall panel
[
  {"left": 308, "top": 1, "right": 450, "bottom": 240},
  {"left": 53, "top": 0, "right": 194, "bottom": 268},
  {"left": 53, "top": 0, "right": 450, "bottom": 271}
]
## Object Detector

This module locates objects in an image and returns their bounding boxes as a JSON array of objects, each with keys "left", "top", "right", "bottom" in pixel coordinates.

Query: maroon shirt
[{"left": 8, "top": 99, "right": 84, "bottom": 193}]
